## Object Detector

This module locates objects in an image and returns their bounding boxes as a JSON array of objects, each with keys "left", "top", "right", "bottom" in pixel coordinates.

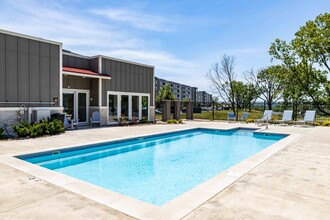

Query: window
[
  {"left": 142, "top": 96, "right": 148, "bottom": 119},
  {"left": 121, "top": 95, "right": 129, "bottom": 118},
  {"left": 108, "top": 94, "right": 118, "bottom": 122},
  {"left": 132, "top": 96, "right": 139, "bottom": 118}
]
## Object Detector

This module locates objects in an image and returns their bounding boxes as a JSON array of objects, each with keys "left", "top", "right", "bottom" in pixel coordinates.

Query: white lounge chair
[
  {"left": 227, "top": 112, "right": 236, "bottom": 123},
  {"left": 274, "top": 110, "right": 293, "bottom": 125},
  {"left": 254, "top": 110, "right": 273, "bottom": 125},
  {"left": 294, "top": 110, "right": 316, "bottom": 126},
  {"left": 90, "top": 111, "right": 101, "bottom": 127}
]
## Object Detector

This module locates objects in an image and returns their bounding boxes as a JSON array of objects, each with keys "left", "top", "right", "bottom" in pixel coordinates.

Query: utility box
[{"left": 33, "top": 110, "right": 51, "bottom": 123}]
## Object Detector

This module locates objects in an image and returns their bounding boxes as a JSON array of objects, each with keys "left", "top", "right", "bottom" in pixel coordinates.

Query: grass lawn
[{"left": 156, "top": 110, "right": 264, "bottom": 121}]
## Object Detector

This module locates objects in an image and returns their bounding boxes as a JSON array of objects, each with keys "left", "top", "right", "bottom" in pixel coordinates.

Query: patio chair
[
  {"left": 238, "top": 112, "right": 249, "bottom": 123},
  {"left": 64, "top": 114, "right": 78, "bottom": 130},
  {"left": 227, "top": 112, "right": 236, "bottom": 123},
  {"left": 294, "top": 110, "right": 316, "bottom": 126},
  {"left": 254, "top": 110, "right": 273, "bottom": 125},
  {"left": 274, "top": 110, "right": 293, "bottom": 125},
  {"left": 90, "top": 111, "right": 101, "bottom": 127}
]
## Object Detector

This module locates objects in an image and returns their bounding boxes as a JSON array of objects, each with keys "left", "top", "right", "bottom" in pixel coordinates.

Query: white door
[{"left": 63, "top": 89, "right": 89, "bottom": 125}]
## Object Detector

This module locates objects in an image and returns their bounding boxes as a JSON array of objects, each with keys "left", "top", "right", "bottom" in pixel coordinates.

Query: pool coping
[{"left": 0, "top": 127, "right": 302, "bottom": 220}]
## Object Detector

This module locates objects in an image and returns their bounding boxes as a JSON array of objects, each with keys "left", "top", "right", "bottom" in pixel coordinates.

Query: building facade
[
  {"left": 155, "top": 77, "right": 197, "bottom": 103},
  {"left": 0, "top": 29, "right": 155, "bottom": 127},
  {"left": 196, "top": 91, "right": 213, "bottom": 107}
]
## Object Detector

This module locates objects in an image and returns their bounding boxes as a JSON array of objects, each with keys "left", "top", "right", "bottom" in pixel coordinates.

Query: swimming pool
[{"left": 18, "top": 128, "right": 286, "bottom": 206}]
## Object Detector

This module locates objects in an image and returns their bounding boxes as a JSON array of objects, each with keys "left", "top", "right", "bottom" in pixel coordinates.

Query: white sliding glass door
[{"left": 63, "top": 89, "right": 89, "bottom": 125}]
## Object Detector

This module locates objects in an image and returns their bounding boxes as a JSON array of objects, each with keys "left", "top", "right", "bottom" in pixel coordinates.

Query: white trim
[
  {"left": 106, "top": 91, "right": 150, "bottom": 124},
  {"left": 0, "top": 29, "right": 62, "bottom": 46},
  {"left": 94, "top": 55, "right": 154, "bottom": 68},
  {"left": 152, "top": 67, "right": 155, "bottom": 107},
  {"left": 138, "top": 96, "right": 142, "bottom": 120},
  {"left": 59, "top": 44, "right": 63, "bottom": 107},
  {"left": 98, "top": 56, "right": 102, "bottom": 73},
  {"left": 63, "top": 89, "right": 90, "bottom": 125},
  {"left": 62, "top": 71, "right": 111, "bottom": 80}
]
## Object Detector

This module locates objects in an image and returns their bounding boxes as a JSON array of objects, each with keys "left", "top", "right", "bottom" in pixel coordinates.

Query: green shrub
[
  {"left": 13, "top": 119, "right": 64, "bottom": 138},
  {"left": 271, "top": 115, "right": 280, "bottom": 121},
  {"left": 49, "top": 119, "right": 65, "bottom": 134},
  {"left": 166, "top": 119, "right": 178, "bottom": 124},
  {"left": 29, "top": 123, "right": 43, "bottom": 138},
  {"left": 118, "top": 117, "right": 129, "bottom": 126},
  {"left": 322, "top": 120, "right": 330, "bottom": 126},
  {"left": 13, "top": 121, "right": 31, "bottom": 138},
  {"left": 310, "top": 122, "right": 320, "bottom": 126},
  {"left": 246, "top": 119, "right": 254, "bottom": 123},
  {"left": 139, "top": 118, "right": 148, "bottom": 124},
  {"left": 178, "top": 119, "right": 183, "bottom": 124}
]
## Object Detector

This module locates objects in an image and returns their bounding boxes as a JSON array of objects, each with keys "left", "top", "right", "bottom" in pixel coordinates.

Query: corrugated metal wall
[
  {"left": 0, "top": 33, "right": 60, "bottom": 107},
  {"left": 101, "top": 58, "right": 154, "bottom": 106}
]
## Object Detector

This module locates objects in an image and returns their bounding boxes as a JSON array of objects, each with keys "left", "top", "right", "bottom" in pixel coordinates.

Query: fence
[{"left": 268, "top": 102, "right": 330, "bottom": 123}]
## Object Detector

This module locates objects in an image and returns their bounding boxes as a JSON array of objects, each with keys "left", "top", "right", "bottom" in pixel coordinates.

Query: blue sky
[{"left": 0, "top": 0, "right": 329, "bottom": 93}]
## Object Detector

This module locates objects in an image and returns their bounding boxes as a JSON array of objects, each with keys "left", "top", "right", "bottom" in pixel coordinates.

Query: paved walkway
[{"left": 0, "top": 122, "right": 329, "bottom": 219}]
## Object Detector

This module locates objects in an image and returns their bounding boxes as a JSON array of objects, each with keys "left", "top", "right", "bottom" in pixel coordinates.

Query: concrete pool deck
[{"left": 0, "top": 121, "right": 329, "bottom": 219}]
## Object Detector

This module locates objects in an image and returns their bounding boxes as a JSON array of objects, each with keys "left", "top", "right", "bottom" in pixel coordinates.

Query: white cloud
[
  {"left": 0, "top": 0, "right": 212, "bottom": 91},
  {"left": 90, "top": 8, "right": 177, "bottom": 32}
]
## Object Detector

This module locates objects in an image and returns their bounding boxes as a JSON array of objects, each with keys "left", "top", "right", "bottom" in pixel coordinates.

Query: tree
[
  {"left": 293, "top": 13, "right": 330, "bottom": 72},
  {"left": 232, "top": 81, "right": 245, "bottom": 110},
  {"left": 156, "top": 83, "right": 176, "bottom": 101},
  {"left": 243, "top": 69, "right": 260, "bottom": 111},
  {"left": 269, "top": 13, "right": 330, "bottom": 115},
  {"left": 246, "top": 66, "right": 282, "bottom": 110},
  {"left": 206, "top": 54, "right": 238, "bottom": 119},
  {"left": 242, "top": 83, "right": 260, "bottom": 111}
]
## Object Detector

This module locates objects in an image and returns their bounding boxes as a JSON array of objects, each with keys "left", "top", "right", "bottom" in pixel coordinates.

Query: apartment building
[
  {"left": 196, "top": 91, "right": 213, "bottom": 106},
  {"left": 155, "top": 77, "right": 197, "bottom": 103},
  {"left": 0, "top": 29, "right": 155, "bottom": 126}
]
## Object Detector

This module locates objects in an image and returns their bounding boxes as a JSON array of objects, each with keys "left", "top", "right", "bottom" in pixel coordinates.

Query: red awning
[{"left": 62, "top": 66, "right": 111, "bottom": 78}]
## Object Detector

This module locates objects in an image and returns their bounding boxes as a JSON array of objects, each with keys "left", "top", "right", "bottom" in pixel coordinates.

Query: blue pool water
[{"left": 19, "top": 128, "right": 286, "bottom": 206}]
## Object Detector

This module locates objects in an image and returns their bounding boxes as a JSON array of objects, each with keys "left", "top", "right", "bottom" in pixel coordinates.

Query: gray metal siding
[
  {"left": 90, "top": 58, "right": 99, "bottom": 73},
  {"left": 101, "top": 58, "right": 154, "bottom": 106},
  {"left": 0, "top": 33, "right": 60, "bottom": 107},
  {"left": 30, "top": 41, "right": 40, "bottom": 105},
  {"left": 6, "top": 35, "right": 18, "bottom": 107},
  {"left": 0, "top": 34, "right": 5, "bottom": 104},
  {"left": 89, "top": 78, "right": 98, "bottom": 106},
  {"left": 50, "top": 45, "right": 60, "bottom": 101},
  {"left": 63, "top": 54, "right": 90, "bottom": 70},
  {"left": 40, "top": 42, "right": 50, "bottom": 103},
  {"left": 18, "top": 38, "right": 30, "bottom": 104}
]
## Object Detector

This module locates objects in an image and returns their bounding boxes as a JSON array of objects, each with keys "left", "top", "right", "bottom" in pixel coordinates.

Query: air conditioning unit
[{"left": 33, "top": 110, "right": 51, "bottom": 123}]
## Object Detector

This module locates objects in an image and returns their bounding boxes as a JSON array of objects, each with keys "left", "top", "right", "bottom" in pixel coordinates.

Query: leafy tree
[
  {"left": 269, "top": 13, "right": 330, "bottom": 114},
  {"left": 232, "top": 81, "right": 245, "bottom": 110},
  {"left": 206, "top": 54, "right": 238, "bottom": 119},
  {"left": 156, "top": 83, "right": 176, "bottom": 101},
  {"left": 246, "top": 66, "right": 282, "bottom": 110},
  {"left": 293, "top": 13, "right": 330, "bottom": 72},
  {"left": 242, "top": 83, "right": 260, "bottom": 111}
]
